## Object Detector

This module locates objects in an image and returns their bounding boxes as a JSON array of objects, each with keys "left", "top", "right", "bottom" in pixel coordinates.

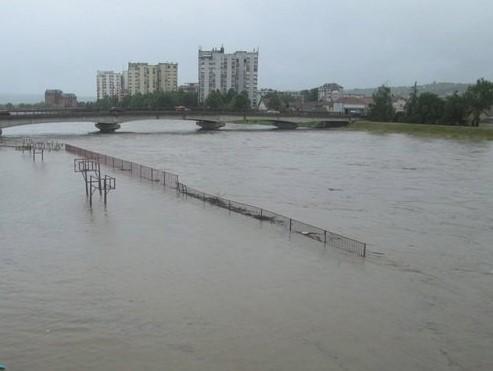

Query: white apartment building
[
  {"left": 126, "top": 62, "right": 178, "bottom": 96},
  {"left": 96, "top": 71, "right": 122, "bottom": 100},
  {"left": 198, "top": 47, "right": 258, "bottom": 107},
  {"left": 318, "top": 83, "right": 344, "bottom": 102}
]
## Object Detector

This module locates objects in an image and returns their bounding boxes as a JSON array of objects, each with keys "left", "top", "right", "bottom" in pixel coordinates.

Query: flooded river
[{"left": 1, "top": 121, "right": 492, "bottom": 370}]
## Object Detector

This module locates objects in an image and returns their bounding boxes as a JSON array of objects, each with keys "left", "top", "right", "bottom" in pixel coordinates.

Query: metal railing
[
  {"left": 65, "top": 144, "right": 179, "bottom": 189},
  {"left": 65, "top": 144, "right": 366, "bottom": 257}
]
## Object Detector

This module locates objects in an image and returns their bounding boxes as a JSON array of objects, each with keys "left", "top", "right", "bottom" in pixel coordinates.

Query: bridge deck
[{"left": 0, "top": 110, "right": 352, "bottom": 132}]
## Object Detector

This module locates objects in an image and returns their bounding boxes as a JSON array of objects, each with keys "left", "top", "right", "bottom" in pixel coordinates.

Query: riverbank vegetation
[
  {"left": 203, "top": 89, "right": 250, "bottom": 111},
  {"left": 349, "top": 120, "right": 493, "bottom": 140},
  {"left": 90, "top": 89, "right": 251, "bottom": 111},
  {"left": 368, "top": 79, "right": 493, "bottom": 126},
  {"left": 86, "top": 91, "right": 199, "bottom": 110}
]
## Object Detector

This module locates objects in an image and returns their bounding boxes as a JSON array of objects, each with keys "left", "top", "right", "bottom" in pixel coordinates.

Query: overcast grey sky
[{"left": 1, "top": 0, "right": 492, "bottom": 97}]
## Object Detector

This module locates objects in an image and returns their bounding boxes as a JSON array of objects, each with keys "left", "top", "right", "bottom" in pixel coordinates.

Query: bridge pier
[
  {"left": 196, "top": 120, "right": 225, "bottom": 130},
  {"left": 272, "top": 121, "right": 298, "bottom": 130},
  {"left": 95, "top": 122, "right": 121, "bottom": 133},
  {"left": 0, "top": 128, "right": 2, "bottom": 136}
]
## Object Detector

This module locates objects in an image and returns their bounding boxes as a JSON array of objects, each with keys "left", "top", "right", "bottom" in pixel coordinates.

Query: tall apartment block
[
  {"left": 198, "top": 47, "right": 258, "bottom": 107},
  {"left": 96, "top": 71, "right": 122, "bottom": 100},
  {"left": 45, "top": 89, "right": 78, "bottom": 108},
  {"left": 125, "top": 62, "right": 178, "bottom": 96}
]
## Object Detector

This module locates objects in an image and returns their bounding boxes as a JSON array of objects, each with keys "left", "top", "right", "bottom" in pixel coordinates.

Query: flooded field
[{"left": 1, "top": 121, "right": 492, "bottom": 370}]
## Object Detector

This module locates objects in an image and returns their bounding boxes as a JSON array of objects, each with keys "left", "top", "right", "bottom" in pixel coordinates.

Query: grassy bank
[
  {"left": 230, "top": 119, "right": 275, "bottom": 126},
  {"left": 229, "top": 119, "right": 327, "bottom": 128},
  {"left": 348, "top": 120, "right": 493, "bottom": 140}
]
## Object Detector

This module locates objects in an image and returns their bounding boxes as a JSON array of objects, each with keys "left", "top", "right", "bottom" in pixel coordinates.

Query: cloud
[{"left": 1, "top": 0, "right": 492, "bottom": 96}]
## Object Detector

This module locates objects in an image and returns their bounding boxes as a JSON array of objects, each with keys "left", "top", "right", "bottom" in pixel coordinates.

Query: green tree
[
  {"left": 232, "top": 91, "right": 251, "bottom": 111},
  {"left": 280, "top": 93, "right": 295, "bottom": 109},
  {"left": 127, "top": 93, "right": 147, "bottom": 110},
  {"left": 368, "top": 85, "right": 395, "bottom": 122},
  {"left": 404, "top": 82, "right": 419, "bottom": 122},
  {"left": 91, "top": 91, "right": 200, "bottom": 111},
  {"left": 300, "top": 88, "right": 318, "bottom": 102},
  {"left": 266, "top": 93, "right": 282, "bottom": 111},
  {"left": 205, "top": 90, "right": 224, "bottom": 110},
  {"left": 178, "top": 91, "right": 198, "bottom": 107},
  {"left": 223, "top": 88, "right": 237, "bottom": 106},
  {"left": 441, "top": 92, "right": 467, "bottom": 125},
  {"left": 154, "top": 92, "right": 178, "bottom": 109},
  {"left": 415, "top": 92, "right": 444, "bottom": 124},
  {"left": 464, "top": 78, "right": 493, "bottom": 126}
]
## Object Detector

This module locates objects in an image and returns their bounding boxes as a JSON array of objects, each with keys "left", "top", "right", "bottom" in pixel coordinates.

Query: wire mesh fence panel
[
  {"left": 129, "top": 162, "right": 139, "bottom": 177},
  {"left": 163, "top": 171, "right": 179, "bottom": 189},
  {"left": 182, "top": 185, "right": 206, "bottom": 200},
  {"left": 260, "top": 209, "right": 290, "bottom": 228},
  {"left": 65, "top": 144, "right": 366, "bottom": 257},
  {"left": 152, "top": 168, "right": 163, "bottom": 184},
  {"left": 120, "top": 160, "right": 132, "bottom": 172},
  {"left": 291, "top": 219, "right": 326, "bottom": 243},
  {"left": 324, "top": 231, "right": 366, "bottom": 257},
  {"left": 140, "top": 165, "right": 149, "bottom": 179},
  {"left": 228, "top": 199, "right": 262, "bottom": 218},
  {"left": 140, "top": 165, "right": 154, "bottom": 181}
]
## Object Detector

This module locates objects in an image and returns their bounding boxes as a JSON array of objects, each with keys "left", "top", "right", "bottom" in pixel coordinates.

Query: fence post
[
  {"left": 97, "top": 162, "right": 102, "bottom": 195},
  {"left": 324, "top": 230, "right": 327, "bottom": 244},
  {"left": 89, "top": 176, "right": 93, "bottom": 207},
  {"left": 151, "top": 168, "right": 153, "bottom": 181},
  {"left": 363, "top": 243, "right": 366, "bottom": 257},
  {"left": 289, "top": 218, "right": 292, "bottom": 232},
  {"left": 139, "top": 165, "right": 142, "bottom": 178},
  {"left": 103, "top": 177, "right": 107, "bottom": 205}
]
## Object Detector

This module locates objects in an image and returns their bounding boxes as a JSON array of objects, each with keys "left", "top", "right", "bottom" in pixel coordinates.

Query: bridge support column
[
  {"left": 0, "top": 128, "right": 2, "bottom": 136},
  {"left": 95, "top": 122, "right": 121, "bottom": 133},
  {"left": 272, "top": 121, "right": 298, "bottom": 130},
  {"left": 196, "top": 121, "right": 225, "bottom": 130}
]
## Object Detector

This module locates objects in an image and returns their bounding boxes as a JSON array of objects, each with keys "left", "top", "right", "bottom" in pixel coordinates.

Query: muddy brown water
[{"left": 1, "top": 121, "right": 492, "bottom": 370}]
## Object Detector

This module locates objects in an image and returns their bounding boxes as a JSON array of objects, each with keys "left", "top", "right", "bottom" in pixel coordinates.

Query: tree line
[
  {"left": 203, "top": 89, "right": 251, "bottom": 111},
  {"left": 91, "top": 89, "right": 252, "bottom": 111},
  {"left": 85, "top": 91, "right": 199, "bottom": 111},
  {"left": 261, "top": 92, "right": 296, "bottom": 111},
  {"left": 368, "top": 79, "right": 493, "bottom": 126},
  {"left": 0, "top": 91, "right": 199, "bottom": 111}
]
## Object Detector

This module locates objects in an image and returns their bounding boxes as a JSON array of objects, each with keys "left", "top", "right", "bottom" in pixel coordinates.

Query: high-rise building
[
  {"left": 178, "top": 83, "right": 199, "bottom": 95},
  {"left": 45, "top": 89, "right": 78, "bottom": 108},
  {"left": 318, "top": 83, "right": 343, "bottom": 103},
  {"left": 45, "top": 89, "right": 63, "bottom": 107},
  {"left": 96, "top": 71, "right": 122, "bottom": 100},
  {"left": 198, "top": 47, "right": 258, "bottom": 108},
  {"left": 126, "top": 62, "right": 177, "bottom": 96}
]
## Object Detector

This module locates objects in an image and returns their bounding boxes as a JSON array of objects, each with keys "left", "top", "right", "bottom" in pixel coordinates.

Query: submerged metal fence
[
  {"left": 65, "top": 144, "right": 179, "bottom": 189},
  {"left": 65, "top": 144, "right": 366, "bottom": 257}
]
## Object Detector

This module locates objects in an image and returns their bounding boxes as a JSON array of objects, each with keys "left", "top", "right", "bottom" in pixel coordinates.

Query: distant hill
[{"left": 345, "top": 82, "right": 471, "bottom": 98}]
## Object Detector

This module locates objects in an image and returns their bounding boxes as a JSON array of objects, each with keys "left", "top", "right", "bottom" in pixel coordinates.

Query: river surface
[{"left": 1, "top": 121, "right": 492, "bottom": 370}]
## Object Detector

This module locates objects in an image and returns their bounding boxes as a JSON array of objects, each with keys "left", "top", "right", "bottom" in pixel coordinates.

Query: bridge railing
[
  {"left": 65, "top": 144, "right": 366, "bottom": 257},
  {"left": 1, "top": 109, "right": 353, "bottom": 121}
]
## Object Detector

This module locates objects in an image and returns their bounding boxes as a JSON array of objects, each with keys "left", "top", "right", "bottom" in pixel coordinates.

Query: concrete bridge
[{"left": 0, "top": 109, "right": 352, "bottom": 135}]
